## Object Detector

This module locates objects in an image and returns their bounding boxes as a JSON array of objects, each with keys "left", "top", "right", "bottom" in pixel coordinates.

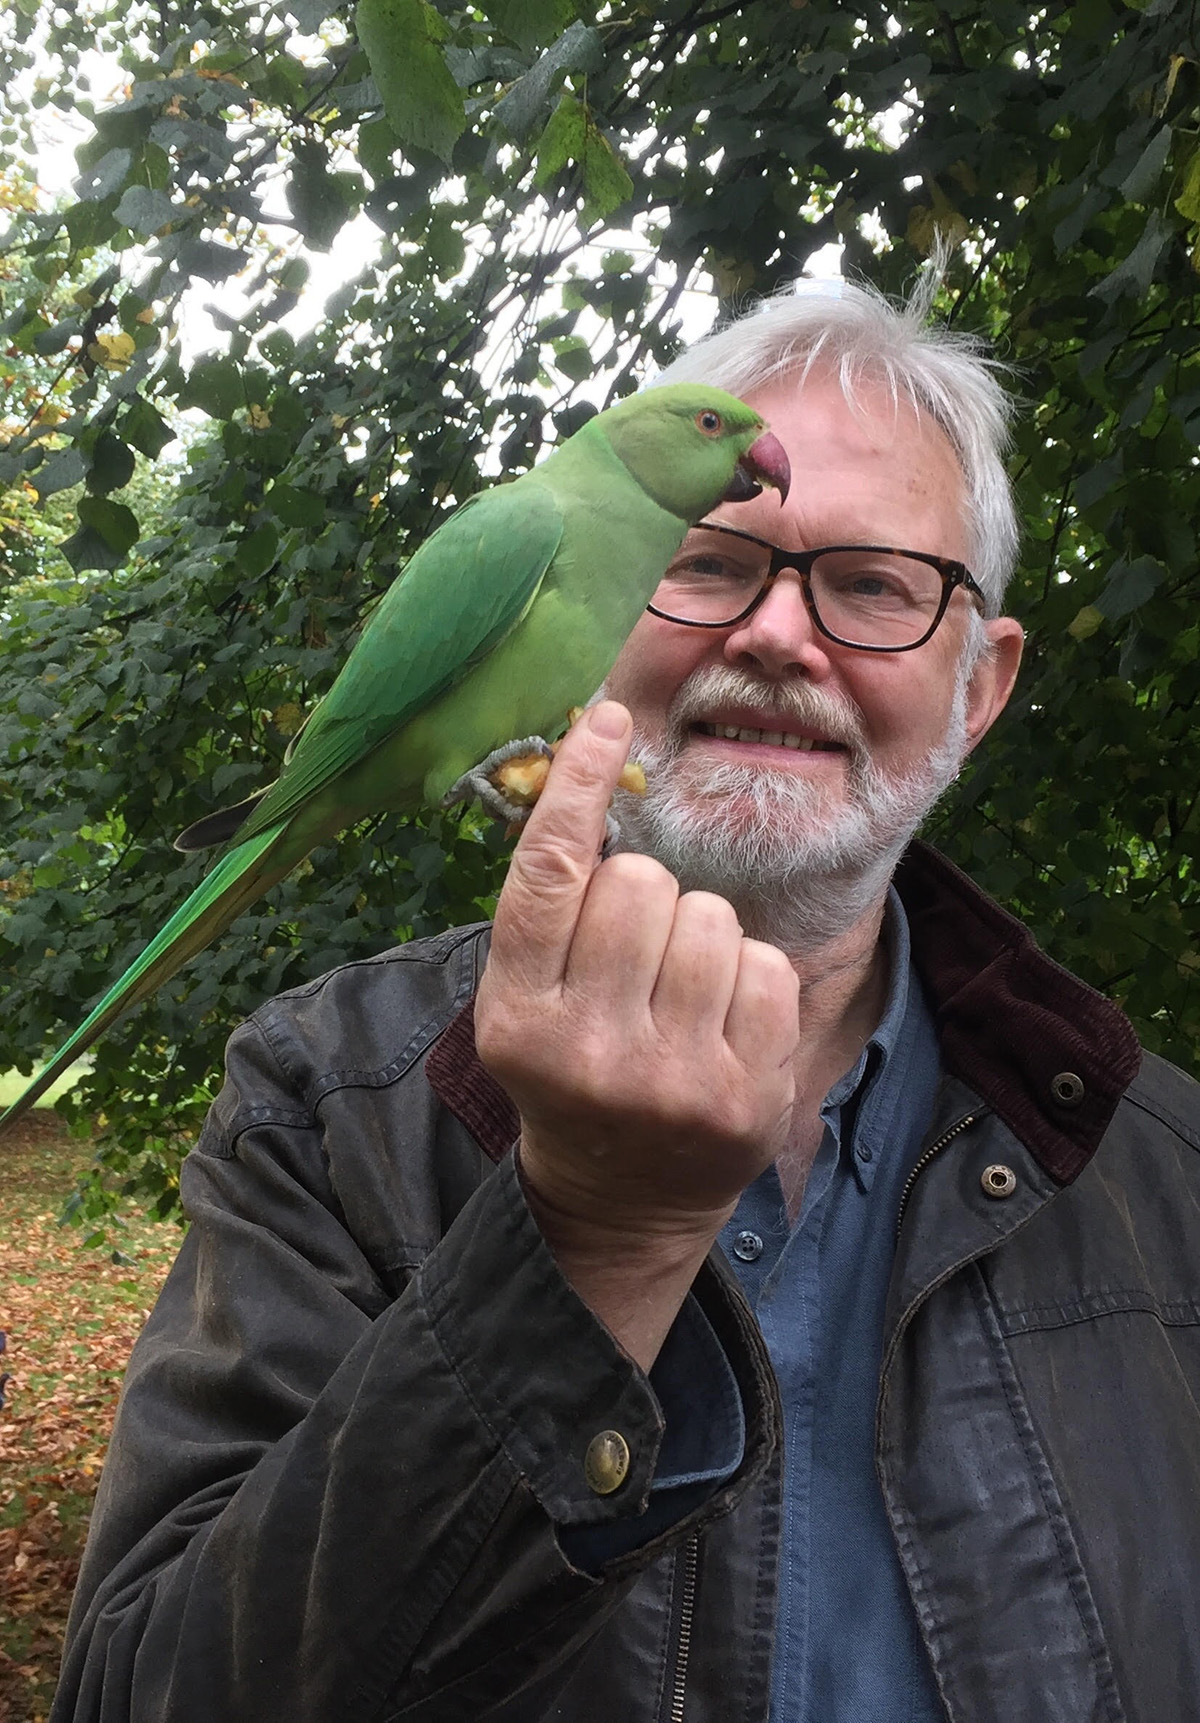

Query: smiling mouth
[{"left": 692, "top": 722, "right": 847, "bottom": 752}]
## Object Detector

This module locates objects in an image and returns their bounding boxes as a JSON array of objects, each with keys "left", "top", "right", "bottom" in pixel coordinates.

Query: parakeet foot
[{"left": 442, "top": 736, "right": 555, "bottom": 826}]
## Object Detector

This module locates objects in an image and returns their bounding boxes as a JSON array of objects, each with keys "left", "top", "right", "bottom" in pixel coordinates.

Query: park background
[{"left": 1, "top": 0, "right": 1198, "bottom": 1711}]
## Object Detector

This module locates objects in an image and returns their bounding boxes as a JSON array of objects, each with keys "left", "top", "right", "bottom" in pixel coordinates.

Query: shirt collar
[
  {"left": 823, "top": 888, "right": 911, "bottom": 1109},
  {"left": 820, "top": 889, "right": 917, "bottom": 1192}
]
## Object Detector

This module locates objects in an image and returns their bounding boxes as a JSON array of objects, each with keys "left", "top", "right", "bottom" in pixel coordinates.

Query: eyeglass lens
[{"left": 654, "top": 527, "right": 948, "bottom": 647}]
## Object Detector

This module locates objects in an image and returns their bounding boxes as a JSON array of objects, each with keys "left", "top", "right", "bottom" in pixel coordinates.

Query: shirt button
[
  {"left": 856, "top": 1143, "right": 873, "bottom": 1163},
  {"left": 584, "top": 1430, "right": 630, "bottom": 1495},
  {"left": 733, "top": 1230, "right": 764, "bottom": 1262}
]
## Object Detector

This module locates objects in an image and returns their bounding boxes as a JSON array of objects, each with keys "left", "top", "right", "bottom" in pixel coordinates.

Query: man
[{"left": 53, "top": 281, "right": 1200, "bottom": 1723}]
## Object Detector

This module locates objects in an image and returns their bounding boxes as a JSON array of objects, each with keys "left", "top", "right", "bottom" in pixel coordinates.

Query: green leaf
[
  {"left": 495, "top": 21, "right": 603, "bottom": 139},
  {"left": 61, "top": 495, "right": 141, "bottom": 570},
  {"left": 1068, "top": 605, "right": 1105, "bottom": 641},
  {"left": 1096, "top": 554, "right": 1166, "bottom": 620},
  {"left": 87, "top": 430, "right": 136, "bottom": 494},
  {"left": 355, "top": 0, "right": 466, "bottom": 164},
  {"left": 122, "top": 399, "right": 173, "bottom": 459},
  {"left": 1119, "top": 126, "right": 1170, "bottom": 204},
  {"left": 483, "top": 0, "right": 573, "bottom": 53},
  {"left": 113, "top": 184, "right": 179, "bottom": 237},
  {"left": 288, "top": 141, "right": 352, "bottom": 253},
  {"left": 552, "top": 335, "right": 593, "bottom": 381},
  {"left": 1090, "top": 212, "right": 1168, "bottom": 301},
  {"left": 269, "top": 484, "right": 324, "bottom": 528},
  {"left": 578, "top": 126, "right": 633, "bottom": 225},
  {"left": 31, "top": 447, "right": 86, "bottom": 498},
  {"left": 75, "top": 145, "right": 131, "bottom": 203},
  {"left": 78, "top": 494, "right": 139, "bottom": 552},
  {"left": 1175, "top": 149, "right": 1200, "bottom": 225},
  {"left": 63, "top": 199, "right": 119, "bottom": 251},
  {"left": 237, "top": 521, "right": 280, "bottom": 577},
  {"left": 176, "top": 239, "right": 249, "bottom": 284},
  {"left": 534, "top": 94, "right": 632, "bottom": 224},
  {"left": 533, "top": 91, "right": 587, "bottom": 185},
  {"left": 178, "top": 357, "right": 242, "bottom": 419}
]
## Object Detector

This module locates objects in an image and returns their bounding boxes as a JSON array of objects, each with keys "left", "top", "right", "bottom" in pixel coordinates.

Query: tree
[{"left": 0, "top": 0, "right": 1198, "bottom": 1226}]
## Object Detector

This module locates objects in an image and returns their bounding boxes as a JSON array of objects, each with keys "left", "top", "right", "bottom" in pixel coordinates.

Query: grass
[
  {"left": 0, "top": 1063, "right": 89, "bottom": 1113},
  {"left": 0, "top": 1113, "right": 177, "bottom": 1720}
]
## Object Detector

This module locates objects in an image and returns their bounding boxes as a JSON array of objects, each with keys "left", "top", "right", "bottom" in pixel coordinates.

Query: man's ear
[{"left": 964, "top": 617, "right": 1024, "bottom": 754}]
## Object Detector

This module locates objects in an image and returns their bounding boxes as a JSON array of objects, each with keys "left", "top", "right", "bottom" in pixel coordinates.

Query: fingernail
[{"left": 588, "top": 701, "right": 629, "bottom": 739}]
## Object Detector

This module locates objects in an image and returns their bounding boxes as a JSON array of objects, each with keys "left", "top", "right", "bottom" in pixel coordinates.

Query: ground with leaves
[{"left": 0, "top": 1115, "right": 177, "bottom": 1722}]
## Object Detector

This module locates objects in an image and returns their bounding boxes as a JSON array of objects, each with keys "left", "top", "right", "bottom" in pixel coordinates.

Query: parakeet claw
[
  {"left": 442, "top": 736, "right": 555, "bottom": 826},
  {"left": 445, "top": 713, "right": 645, "bottom": 849}
]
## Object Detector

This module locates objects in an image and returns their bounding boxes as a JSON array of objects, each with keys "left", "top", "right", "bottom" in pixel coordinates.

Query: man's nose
[{"left": 722, "top": 569, "right": 834, "bottom": 681}]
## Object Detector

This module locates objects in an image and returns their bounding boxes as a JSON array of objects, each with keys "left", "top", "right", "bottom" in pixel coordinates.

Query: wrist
[{"left": 517, "top": 1144, "right": 733, "bottom": 1371}]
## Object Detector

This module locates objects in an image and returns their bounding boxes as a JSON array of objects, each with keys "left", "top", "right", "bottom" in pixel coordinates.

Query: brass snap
[
  {"left": 981, "top": 1163, "right": 1018, "bottom": 1200},
  {"left": 584, "top": 1429, "right": 630, "bottom": 1495},
  {"left": 1050, "top": 1071, "right": 1085, "bottom": 1107}
]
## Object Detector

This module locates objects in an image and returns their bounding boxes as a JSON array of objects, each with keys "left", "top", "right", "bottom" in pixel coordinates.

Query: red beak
[{"left": 723, "top": 431, "right": 791, "bottom": 505}]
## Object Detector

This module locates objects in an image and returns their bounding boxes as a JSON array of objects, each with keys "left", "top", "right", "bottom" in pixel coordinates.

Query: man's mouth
[{"left": 691, "top": 721, "right": 847, "bottom": 753}]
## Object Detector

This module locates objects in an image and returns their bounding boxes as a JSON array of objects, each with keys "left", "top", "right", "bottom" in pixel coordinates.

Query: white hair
[{"left": 652, "top": 264, "right": 1020, "bottom": 616}]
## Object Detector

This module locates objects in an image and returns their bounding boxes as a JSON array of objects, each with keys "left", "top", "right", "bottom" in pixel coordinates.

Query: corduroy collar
[{"left": 424, "top": 840, "right": 1141, "bottom": 1186}]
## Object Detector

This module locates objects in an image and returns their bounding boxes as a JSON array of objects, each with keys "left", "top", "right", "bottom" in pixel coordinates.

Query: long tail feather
[{"left": 0, "top": 824, "right": 294, "bottom": 1136}]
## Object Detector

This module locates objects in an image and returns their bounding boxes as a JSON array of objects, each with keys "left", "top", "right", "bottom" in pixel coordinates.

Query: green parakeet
[{"left": 0, "top": 384, "right": 789, "bottom": 1133}]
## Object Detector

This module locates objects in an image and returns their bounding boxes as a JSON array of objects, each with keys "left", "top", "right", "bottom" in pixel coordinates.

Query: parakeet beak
[{"left": 723, "top": 431, "right": 791, "bottom": 505}]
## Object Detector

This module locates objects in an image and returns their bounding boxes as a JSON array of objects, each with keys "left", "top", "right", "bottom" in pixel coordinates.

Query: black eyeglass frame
[{"left": 646, "top": 519, "right": 988, "bottom": 653}]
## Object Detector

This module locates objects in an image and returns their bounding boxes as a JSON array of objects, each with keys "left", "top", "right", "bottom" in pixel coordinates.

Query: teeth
[{"left": 700, "top": 723, "right": 824, "bottom": 750}]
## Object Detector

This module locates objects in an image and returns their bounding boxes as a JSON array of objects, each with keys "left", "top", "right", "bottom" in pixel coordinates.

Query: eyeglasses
[{"left": 647, "top": 520, "right": 987, "bottom": 652}]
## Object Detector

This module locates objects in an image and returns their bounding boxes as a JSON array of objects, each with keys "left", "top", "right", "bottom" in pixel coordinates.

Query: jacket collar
[{"left": 424, "top": 840, "right": 1141, "bottom": 1185}]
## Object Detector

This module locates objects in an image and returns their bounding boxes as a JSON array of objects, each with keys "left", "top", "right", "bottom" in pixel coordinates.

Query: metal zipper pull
[{"left": 894, "top": 1110, "right": 986, "bottom": 1243}]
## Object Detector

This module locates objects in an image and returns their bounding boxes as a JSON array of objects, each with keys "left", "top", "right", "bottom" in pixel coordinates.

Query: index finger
[{"left": 488, "top": 700, "right": 633, "bottom": 992}]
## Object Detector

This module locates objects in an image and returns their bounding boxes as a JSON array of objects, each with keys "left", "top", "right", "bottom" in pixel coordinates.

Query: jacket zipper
[
  {"left": 894, "top": 1109, "right": 986, "bottom": 1243},
  {"left": 667, "top": 1535, "right": 699, "bottom": 1723}
]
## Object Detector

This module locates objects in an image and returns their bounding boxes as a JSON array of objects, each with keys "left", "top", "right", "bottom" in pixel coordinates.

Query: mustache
[{"left": 664, "top": 666, "right": 869, "bottom": 758}]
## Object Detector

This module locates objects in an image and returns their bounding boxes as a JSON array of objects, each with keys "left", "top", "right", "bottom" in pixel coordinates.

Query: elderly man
[{"left": 54, "top": 283, "right": 1199, "bottom": 1723}]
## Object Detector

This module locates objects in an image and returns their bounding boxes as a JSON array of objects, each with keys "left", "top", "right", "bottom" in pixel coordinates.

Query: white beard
[{"left": 606, "top": 663, "right": 970, "bottom": 952}]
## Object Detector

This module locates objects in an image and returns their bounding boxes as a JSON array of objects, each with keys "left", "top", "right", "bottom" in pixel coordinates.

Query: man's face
[{"left": 604, "top": 371, "right": 1023, "bottom": 936}]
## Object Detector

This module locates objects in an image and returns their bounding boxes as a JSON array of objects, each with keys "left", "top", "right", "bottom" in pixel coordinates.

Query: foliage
[{"left": 0, "top": 0, "right": 1198, "bottom": 1222}]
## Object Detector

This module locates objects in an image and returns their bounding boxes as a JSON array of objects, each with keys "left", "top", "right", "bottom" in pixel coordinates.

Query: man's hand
[{"left": 474, "top": 700, "right": 799, "bottom": 1369}]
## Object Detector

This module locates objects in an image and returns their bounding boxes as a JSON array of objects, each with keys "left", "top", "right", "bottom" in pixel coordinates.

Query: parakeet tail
[{"left": 0, "top": 824, "right": 293, "bottom": 1137}]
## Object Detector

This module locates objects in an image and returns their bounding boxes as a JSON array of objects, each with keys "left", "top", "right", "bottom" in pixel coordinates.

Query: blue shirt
[
  {"left": 717, "top": 892, "right": 944, "bottom": 1722},
  {"left": 561, "top": 894, "right": 945, "bottom": 1721}
]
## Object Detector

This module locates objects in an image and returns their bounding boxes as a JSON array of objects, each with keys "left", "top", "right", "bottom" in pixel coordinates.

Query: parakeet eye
[{"left": 696, "top": 410, "right": 723, "bottom": 436}]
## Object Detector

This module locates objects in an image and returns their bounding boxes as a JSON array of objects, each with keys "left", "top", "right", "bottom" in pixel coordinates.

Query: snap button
[
  {"left": 584, "top": 1430, "right": 630, "bottom": 1495},
  {"left": 1050, "top": 1071, "right": 1085, "bottom": 1107},
  {"left": 733, "top": 1229, "right": 764, "bottom": 1262},
  {"left": 981, "top": 1163, "right": 1018, "bottom": 1199}
]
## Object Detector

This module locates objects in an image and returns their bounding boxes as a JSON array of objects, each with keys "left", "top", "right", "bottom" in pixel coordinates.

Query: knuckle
[
  {"left": 677, "top": 889, "right": 739, "bottom": 931},
  {"left": 597, "top": 851, "right": 678, "bottom": 899},
  {"left": 506, "top": 843, "right": 593, "bottom": 903}
]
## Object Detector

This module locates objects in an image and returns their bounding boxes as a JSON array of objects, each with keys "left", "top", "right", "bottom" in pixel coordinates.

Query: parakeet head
[{"left": 594, "top": 384, "right": 791, "bottom": 522}]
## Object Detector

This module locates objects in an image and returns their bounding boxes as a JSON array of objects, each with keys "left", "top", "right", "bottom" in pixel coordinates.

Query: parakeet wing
[{"left": 236, "top": 480, "right": 563, "bottom": 842}]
